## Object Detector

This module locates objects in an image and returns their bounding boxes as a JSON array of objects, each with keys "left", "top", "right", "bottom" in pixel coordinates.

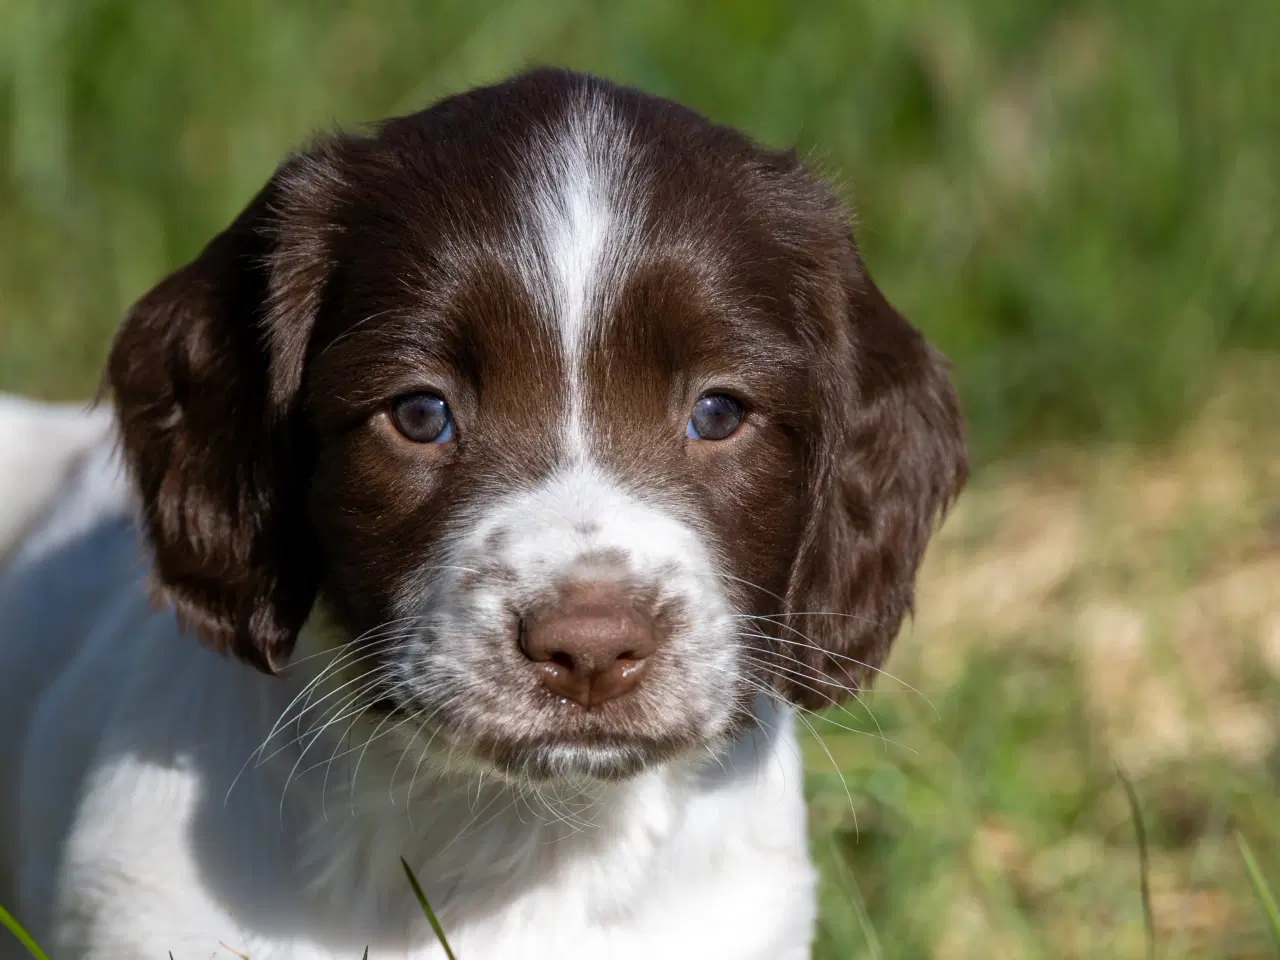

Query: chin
[{"left": 484, "top": 740, "right": 666, "bottom": 784}]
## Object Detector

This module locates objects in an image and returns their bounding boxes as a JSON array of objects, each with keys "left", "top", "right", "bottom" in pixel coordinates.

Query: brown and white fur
[{"left": 0, "top": 69, "right": 965, "bottom": 959}]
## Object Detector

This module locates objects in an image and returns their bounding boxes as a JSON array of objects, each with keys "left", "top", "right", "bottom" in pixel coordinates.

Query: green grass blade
[
  {"left": 0, "top": 902, "right": 51, "bottom": 960},
  {"left": 401, "top": 857, "right": 459, "bottom": 960},
  {"left": 1117, "top": 766, "right": 1156, "bottom": 960},
  {"left": 1235, "top": 831, "right": 1280, "bottom": 949},
  {"left": 829, "top": 843, "right": 884, "bottom": 960}
]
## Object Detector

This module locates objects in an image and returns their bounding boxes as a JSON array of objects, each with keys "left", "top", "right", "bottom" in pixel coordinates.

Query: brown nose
[{"left": 519, "top": 582, "right": 658, "bottom": 708}]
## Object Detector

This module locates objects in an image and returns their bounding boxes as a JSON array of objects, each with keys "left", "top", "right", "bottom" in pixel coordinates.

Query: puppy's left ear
[{"left": 782, "top": 238, "right": 967, "bottom": 709}]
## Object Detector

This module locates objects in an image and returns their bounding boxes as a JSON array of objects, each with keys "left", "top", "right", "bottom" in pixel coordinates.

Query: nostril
[
  {"left": 549, "top": 650, "right": 575, "bottom": 672},
  {"left": 516, "top": 617, "right": 530, "bottom": 657}
]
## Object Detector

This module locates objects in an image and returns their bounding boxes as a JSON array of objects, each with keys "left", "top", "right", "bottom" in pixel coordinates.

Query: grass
[
  {"left": 1, "top": 0, "right": 1278, "bottom": 465},
  {"left": 1116, "top": 765, "right": 1157, "bottom": 959},
  {"left": 0, "top": 903, "right": 49, "bottom": 960},
  {"left": 1236, "top": 833, "right": 1280, "bottom": 953},
  {"left": 3, "top": 2, "right": 1280, "bottom": 957},
  {"left": 402, "top": 858, "right": 459, "bottom": 960},
  {"left": 804, "top": 363, "right": 1280, "bottom": 958}
]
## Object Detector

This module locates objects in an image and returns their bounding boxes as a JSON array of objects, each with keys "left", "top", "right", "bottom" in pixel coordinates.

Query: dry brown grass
[{"left": 809, "top": 357, "right": 1280, "bottom": 959}]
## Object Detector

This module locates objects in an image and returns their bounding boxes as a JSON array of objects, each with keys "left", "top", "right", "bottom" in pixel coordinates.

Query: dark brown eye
[
  {"left": 390, "top": 393, "right": 454, "bottom": 443},
  {"left": 686, "top": 393, "right": 744, "bottom": 441}
]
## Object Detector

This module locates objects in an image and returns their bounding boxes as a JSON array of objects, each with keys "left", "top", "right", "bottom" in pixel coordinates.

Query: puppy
[{"left": 0, "top": 68, "right": 965, "bottom": 959}]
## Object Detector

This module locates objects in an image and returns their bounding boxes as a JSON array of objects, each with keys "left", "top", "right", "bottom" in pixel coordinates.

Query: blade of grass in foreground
[
  {"left": 828, "top": 842, "right": 883, "bottom": 960},
  {"left": 1236, "top": 831, "right": 1280, "bottom": 950},
  {"left": 1117, "top": 766, "right": 1155, "bottom": 960},
  {"left": 0, "top": 902, "right": 50, "bottom": 960},
  {"left": 401, "top": 857, "right": 459, "bottom": 960}
]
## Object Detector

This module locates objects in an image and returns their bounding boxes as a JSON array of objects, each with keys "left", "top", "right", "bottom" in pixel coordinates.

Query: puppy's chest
[
  {"left": 266, "top": 826, "right": 814, "bottom": 960},
  {"left": 421, "top": 857, "right": 814, "bottom": 960},
  {"left": 248, "top": 757, "right": 815, "bottom": 960}
]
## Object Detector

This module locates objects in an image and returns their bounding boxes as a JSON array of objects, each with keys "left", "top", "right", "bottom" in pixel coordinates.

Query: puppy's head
[{"left": 107, "top": 69, "right": 965, "bottom": 782}]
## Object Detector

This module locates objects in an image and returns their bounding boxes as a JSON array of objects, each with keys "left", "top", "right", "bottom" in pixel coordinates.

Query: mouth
[
  {"left": 467, "top": 731, "right": 697, "bottom": 782},
  {"left": 352, "top": 668, "right": 718, "bottom": 781}
]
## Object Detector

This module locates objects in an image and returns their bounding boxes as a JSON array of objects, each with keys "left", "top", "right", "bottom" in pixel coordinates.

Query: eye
[
  {"left": 686, "top": 393, "right": 745, "bottom": 441},
  {"left": 390, "top": 393, "right": 454, "bottom": 444}
]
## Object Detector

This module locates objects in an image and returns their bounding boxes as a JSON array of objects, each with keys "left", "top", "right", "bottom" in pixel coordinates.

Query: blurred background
[{"left": 1, "top": 1, "right": 1277, "bottom": 956}]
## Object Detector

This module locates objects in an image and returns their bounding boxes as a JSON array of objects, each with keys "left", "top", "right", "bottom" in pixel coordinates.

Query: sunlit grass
[
  {"left": 1, "top": 0, "right": 1277, "bottom": 464},
  {"left": 2, "top": 3, "right": 1278, "bottom": 956},
  {"left": 805, "top": 381, "right": 1280, "bottom": 957}
]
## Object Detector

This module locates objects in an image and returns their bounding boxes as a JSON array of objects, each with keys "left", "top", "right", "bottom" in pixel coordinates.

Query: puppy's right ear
[{"left": 106, "top": 146, "right": 349, "bottom": 672}]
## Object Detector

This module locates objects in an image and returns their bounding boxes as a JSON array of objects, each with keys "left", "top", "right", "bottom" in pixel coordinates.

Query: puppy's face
[{"left": 108, "top": 70, "right": 966, "bottom": 782}]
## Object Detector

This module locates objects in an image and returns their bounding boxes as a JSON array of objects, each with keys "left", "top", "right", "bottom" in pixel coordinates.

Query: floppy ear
[
  {"left": 782, "top": 240, "right": 967, "bottom": 709},
  {"left": 105, "top": 148, "right": 347, "bottom": 672}
]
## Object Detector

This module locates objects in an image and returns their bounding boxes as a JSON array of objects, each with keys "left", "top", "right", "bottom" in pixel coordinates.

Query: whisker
[
  {"left": 257, "top": 625, "right": 419, "bottom": 755},
  {"left": 680, "top": 569, "right": 930, "bottom": 709},
  {"left": 792, "top": 705, "right": 860, "bottom": 839},
  {"left": 318, "top": 675, "right": 423, "bottom": 815},
  {"left": 733, "top": 669, "right": 903, "bottom": 752},
  {"left": 735, "top": 633, "right": 889, "bottom": 744},
  {"left": 341, "top": 686, "right": 429, "bottom": 809},
  {"left": 388, "top": 704, "right": 449, "bottom": 806},
  {"left": 255, "top": 655, "right": 406, "bottom": 768},
  {"left": 405, "top": 697, "right": 467, "bottom": 831},
  {"left": 226, "top": 639, "right": 410, "bottom": 805},
  {"left": 692, "top": 570, "right": 788, "bottom": 606},
  {"left": 281, "top": 616, "right": 424, "bottom": 670},
  {"left": 768, "top": 634, "right": 936, "bottom": 715},
  {"left": 736, "top": 649, "right": 895, "bottom": 747},
  {"left": 739, "top": 609, "right": 885, "bottom": 627},
  {"left": 432, "top": 783, "right": 516, "bottom": 859},
  {"left": 278, "top": 673, "right": 390, "bottom": 820},
  {"left": 316, "top": 307, "right": 398, "bottom": 358}
]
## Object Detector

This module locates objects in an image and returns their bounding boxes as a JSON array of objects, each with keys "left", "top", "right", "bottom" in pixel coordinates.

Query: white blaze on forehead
[
  {"left": 522, "top": 90, "right": 645, "bottom": 459},
  {"left": 480, "top": 463, "right": 703, "bottom": 578},
  {"left": 486, "top": 88, "right": 726, "bottom": 633}
]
